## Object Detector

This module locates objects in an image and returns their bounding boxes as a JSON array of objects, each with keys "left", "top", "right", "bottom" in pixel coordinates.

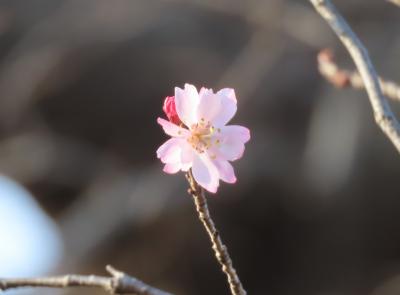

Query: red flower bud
[{"left": 163, "top": 96, "right": 181, "bottom": 125}]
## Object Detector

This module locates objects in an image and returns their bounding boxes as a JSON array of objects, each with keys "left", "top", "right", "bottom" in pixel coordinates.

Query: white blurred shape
[
  {"left": 0, "top": 175, "right": 63, "bottom": 278},
  {"left": 302, "top": 91, "right": 362, "bottom": 196}
]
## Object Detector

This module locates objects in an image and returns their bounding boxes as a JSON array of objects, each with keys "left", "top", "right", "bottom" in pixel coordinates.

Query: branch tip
[{"left": 310, "top": 0, "right": 400, "bottom": 152}]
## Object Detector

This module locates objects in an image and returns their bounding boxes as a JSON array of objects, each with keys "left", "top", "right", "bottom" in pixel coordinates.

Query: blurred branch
[
  {"left": 318, "top": 49, "right": 400, "bottom": 102},
  {"left": 309, "top": 0, "right": 400, "bottom": 153},
  {"left": 387, "top": 0, "right": 400, "bottom": 7},
  {"left": 0, "top": 265, "right": 172, "bottom": 295},
  {"left": 186, "top": 171, "right": 246, "bottom": 295}
]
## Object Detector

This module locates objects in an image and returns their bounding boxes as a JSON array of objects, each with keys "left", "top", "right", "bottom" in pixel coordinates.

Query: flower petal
[
  {"left": 163, "top": 162, "right": 181, "bottom": 174},
  {"left": 196, "top": 90, "right": 221, "bottom": 122},
  {"left": 157, "top": 118, "right": 189, "bottom": 137},
  {"left": 175, "top": 84, "right": 199, "bottom": 127},
  {"left": 196, "top": 88, "right": 237, "bottom": 127},
  {"left": 192, "top": 153, "right": 219, "bottom": 193},
  {"left": 217, "top": 88, "right": 237, "bottom": 103},
  {"left": 213, "top": 159, "right": 236, "bottom": 183},
  {"left": 156, "top": 138, "right": 183, "bottom": 164},
  {"left": 180, "top": 142, "right": 194, "bottom": 171},
  {"left": 220, "top": 125, "right": 250, "bottom": 143},
  {"left": 213, "top": 142, "right": 245, "bottom": 162},
  {"left": 210, "top": 125, "right": 250, "bottom": 161},
  {"left": 215, "top": 95, "right": 237, "bottom": 126}
]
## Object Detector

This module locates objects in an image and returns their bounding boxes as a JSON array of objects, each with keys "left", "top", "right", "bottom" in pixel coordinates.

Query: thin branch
[
  {"left": 318, "top": 48, "right": 400, "bottom": 102},
  {"left": 309, "top": 0, "right": 400, "bottom": 153},
  {"left": 0, "top": 265, "right": 173, "bottom": 295},
  {"left": 186, "top": 171, "right": 246, "bottom": 295}
]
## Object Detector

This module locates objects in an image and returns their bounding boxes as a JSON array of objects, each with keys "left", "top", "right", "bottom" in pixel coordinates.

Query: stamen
[{"left": 188, "top": 120, "right": 218, "bottom": 153}]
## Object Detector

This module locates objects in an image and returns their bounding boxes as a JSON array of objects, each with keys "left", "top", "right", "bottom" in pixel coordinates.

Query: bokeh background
[{"left": 0, "top": 1, "right": 400, "bottom": 294}]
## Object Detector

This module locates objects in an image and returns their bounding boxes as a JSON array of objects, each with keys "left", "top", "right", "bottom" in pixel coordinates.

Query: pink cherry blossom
[{"left": 156, "top": 84, "right": 250, "bottom": 193}]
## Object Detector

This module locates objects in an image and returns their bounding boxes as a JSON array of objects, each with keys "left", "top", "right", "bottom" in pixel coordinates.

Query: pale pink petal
[
  {"left": 163, "top": 162, "right": 181, "bottom": 174},
  {"left": 215, "top": 94, "right": 237, "bottom": 126},
  {"left": 220, "top": 125, "right": 250, "bottom": 143},
  {"left": 199, "top": 87, "right": 213, "bottom": 98},
  {"left": 192, "top": 153, "right": 220, "bottom": 193},
  {"left": 212, "top": 141, "right": 245, "bottom": 162},
  {"left": 180, "top": 142, "right": 194, "bottom": 171},
  {"left": 157, "top": 117, "right": 189, "bottom": 137},
  {"left": 181, "top": 163, "right": 192, "bottom": 172},
  {"left": 217, "top": 88, "right": 237, "bottom": 103},
  {"left": 196, "top": 88, "right": 237, "bottom": 127},
  {"left": 175, "top": 84, "right": 199, "bottom": 127},
  {"left": 209, "top": 125, "right": 250, "bottom": 161},
  {"left": 156, "top": 138, "right": 183, "bottom": 164},
  {"left": 196, "top": 90, "right": 221, "bottom": 122},
  {"left": 213, "top": 159, "right": 236, "bottom": 183}
]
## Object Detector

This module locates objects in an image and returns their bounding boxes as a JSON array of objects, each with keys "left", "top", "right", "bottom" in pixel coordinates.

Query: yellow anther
[{"left": 188, "top": 121, "right": 219, "bottom": 153}]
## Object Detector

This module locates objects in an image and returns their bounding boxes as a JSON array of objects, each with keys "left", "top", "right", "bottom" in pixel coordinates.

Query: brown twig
[
  {"left": 0, "top": 265, "right": 172, "bottom": 295},
  {"left": 186, "top": 171, "right": 246, "bottom": 295},
  {"left": 309, "top": 0, "right": 400, "bottom": 153},
  {"left": 318, "top": 49, "right": 400, "bottom": 102}
]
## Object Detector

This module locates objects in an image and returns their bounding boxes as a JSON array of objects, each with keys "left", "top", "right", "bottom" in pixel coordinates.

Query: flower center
[{"left": 187, "top": 118, "right": 220, "bottom": 154}]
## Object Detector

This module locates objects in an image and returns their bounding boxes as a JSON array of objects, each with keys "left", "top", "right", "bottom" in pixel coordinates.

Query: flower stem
[{"left": 186, "top": 171, "right": 246, "bottom": 295}]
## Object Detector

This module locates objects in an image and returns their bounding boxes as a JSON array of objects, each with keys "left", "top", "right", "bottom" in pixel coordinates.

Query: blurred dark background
[{"left": 0, "top": 1, "right": 399, "bottom": 294}]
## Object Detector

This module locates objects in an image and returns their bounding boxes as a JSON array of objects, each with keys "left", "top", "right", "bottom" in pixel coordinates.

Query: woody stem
[{"left": 186, "top": 170, "right": 246, "bottom": 295}]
